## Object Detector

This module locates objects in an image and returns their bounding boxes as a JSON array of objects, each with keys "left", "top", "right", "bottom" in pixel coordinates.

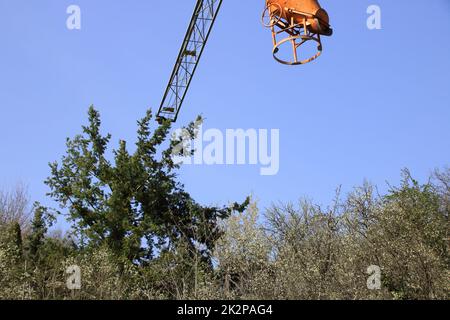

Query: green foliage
[
  {"left": 212, "top": 170, "right": 449, "bottom": 300},
  {"left": 0, "top": 222, "right": 25, "bottom": 299},
  {"left": 214, "top": 202, "right": 272, "bottom": 299},
  {"left": 45, "top": 106, "right": 247, "bottom": 263},
  {"left": 0, "top": 168, "right": 448, "bottom": 300},
  {"left": 1, "top": 106, "right": 447, "bottom": 300},
  {"left": 26, "top": 203, "right": 55, "bottom": 263},
  {"left": 369, "top": 170, "right": 449, "bottom": 299}
]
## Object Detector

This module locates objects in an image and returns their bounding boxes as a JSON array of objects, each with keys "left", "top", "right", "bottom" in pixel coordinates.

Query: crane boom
[{"left": 156, "top": 0, "right": 223, "bottom": 123}]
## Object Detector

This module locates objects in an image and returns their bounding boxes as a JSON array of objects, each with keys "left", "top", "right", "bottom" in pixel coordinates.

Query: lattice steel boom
[{"left": 156, "top": 0, "right": 223, "bottom": 123}]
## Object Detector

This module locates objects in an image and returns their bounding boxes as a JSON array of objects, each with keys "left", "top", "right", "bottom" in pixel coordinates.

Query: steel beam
[{"left": 156, "top": 0, "right": 223, "bottom": 123}]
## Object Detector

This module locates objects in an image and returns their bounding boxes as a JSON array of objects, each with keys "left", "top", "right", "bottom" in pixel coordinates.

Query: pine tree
[
  {"left": 45, "top": 106, "right": 248, "bottom": 264},
  {"left": 27, "top": 203, "right": 51, "bottom": 264}
]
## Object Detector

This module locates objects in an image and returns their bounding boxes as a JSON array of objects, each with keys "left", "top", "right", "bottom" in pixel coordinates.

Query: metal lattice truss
[{"left": 157, "top": 0, "right": 223, "bottom": 122}]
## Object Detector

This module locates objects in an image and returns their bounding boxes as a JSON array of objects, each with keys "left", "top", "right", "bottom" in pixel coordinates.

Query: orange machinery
[
  {"left": 262, "top": 0, "right": 333, "bottom": 65},
  {"left": 157, "top": 0, "right": 333, "bottom": 122}
]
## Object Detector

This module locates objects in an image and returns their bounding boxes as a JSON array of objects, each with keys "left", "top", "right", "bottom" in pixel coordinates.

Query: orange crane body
[{"left": 267, "top": 0, "right": 332, "bottom": 36}]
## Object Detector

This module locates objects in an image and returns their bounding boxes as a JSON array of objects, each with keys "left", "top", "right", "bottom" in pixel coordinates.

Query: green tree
[
  {"left": 45, "top": 106, "right": 247, "bottom": 264},
  {"left": 27, "top": 203, "right": 53, "bottom": 264},
  {"left": 0, "top": 222, "right": 25, "bottom": 299},
  {"left": 371, "top": 170, "right": 449, "bottom": 299}
]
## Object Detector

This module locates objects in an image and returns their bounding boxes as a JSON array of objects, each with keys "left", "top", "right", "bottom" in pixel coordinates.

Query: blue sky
[{"left": 0, "top": 0, "right": 449, "bottom": 225}]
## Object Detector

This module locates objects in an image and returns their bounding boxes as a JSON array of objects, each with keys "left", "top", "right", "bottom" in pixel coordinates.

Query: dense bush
[
  {"left": 0, "top": 108, "right": 448, "bottom": 300},
  {"left": 211, "top": 169, "right": 449, "bottom": 300},
  {"left": 0, "top": 169, "right": 448, "bottom": 300}
]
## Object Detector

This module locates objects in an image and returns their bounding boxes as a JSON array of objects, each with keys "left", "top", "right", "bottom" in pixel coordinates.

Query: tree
[
  {"left": 0, "top": 221, "right": 25, "bottom": 299},
  {"left": 45, "top": 106, "right": 248, "bottom": 264},
  {"left": 369, "top": 170, "right": 449, "bottom": 299},
  {"left": 214, "top": 201, "right": 272, "bottom": 299},
  {"left": 0, "top": 183, "right": 31, "bottom": 230},
  {"left": 26, "top": 203, "right": 55, "bottom": 264}
]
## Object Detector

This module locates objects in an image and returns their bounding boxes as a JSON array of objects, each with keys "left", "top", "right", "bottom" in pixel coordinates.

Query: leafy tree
[
  {"left": 0, "top": 222, "right": 25, "bottom": 299},
  {"left": 214, "top": 202, "right": 272, "bottom": 298},
  {"left": 26, "top": 203, "right": 54, "bottom": 264},
  {"left": 45, "top": 106, "right": 248, "bottom": 264},
  {"left": 371, "top": 170, "right": 449, "bottom": 299},
  {"left": 213, "top": 170, "right": 449, "bottom": 300}
]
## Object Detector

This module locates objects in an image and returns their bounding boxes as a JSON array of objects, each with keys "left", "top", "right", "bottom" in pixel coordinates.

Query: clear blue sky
[{"left": 1, "top": 1, "right": 449, "bottom": 225}]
